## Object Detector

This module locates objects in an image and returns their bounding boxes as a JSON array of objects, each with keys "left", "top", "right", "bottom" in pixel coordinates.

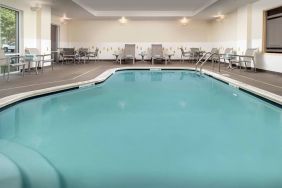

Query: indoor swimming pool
[{"left": 0, "top": 70, "right": 281, "bottom": 188}]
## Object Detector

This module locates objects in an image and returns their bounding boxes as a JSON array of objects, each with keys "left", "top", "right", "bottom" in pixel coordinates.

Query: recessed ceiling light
[
  {"left": 180, "top": 17, "right": 190, "bottom": 26},
  {"left": 119, "top": 17, "right": 128, "bottom": 24}
]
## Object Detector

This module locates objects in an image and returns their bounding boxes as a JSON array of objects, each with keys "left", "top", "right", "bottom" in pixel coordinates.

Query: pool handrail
[{"left": 195, "top": 52, "right": 220, "bottom": 74}]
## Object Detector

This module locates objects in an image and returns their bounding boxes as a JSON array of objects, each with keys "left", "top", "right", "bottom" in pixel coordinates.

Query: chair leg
[
  {"left": 35, "top": 61, "right": 39, "bottom": 75},
  {"left": 3, "top": 66, "right": 6, "bottom": 79},
  {"left": 7, "top": 65, "right": 10, "bottom": 81},
  {"left": 253, "top": 60, "right": 256, "bottom": 72},
  {"left": 22, "top": 65, "right": 25, "bottom": 77}
]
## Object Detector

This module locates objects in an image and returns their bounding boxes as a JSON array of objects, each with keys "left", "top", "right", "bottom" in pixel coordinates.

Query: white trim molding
[{"left": 72, "top": 0, "right": 218, "bottom": 17}]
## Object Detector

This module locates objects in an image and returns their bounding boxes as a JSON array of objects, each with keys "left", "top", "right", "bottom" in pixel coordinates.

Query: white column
[{"left": 36, "top": 5, "right": 51, "bottom": 54}]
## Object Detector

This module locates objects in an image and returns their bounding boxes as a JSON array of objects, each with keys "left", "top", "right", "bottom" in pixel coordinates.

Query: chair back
[
  {"left": 243, "top": 48, "right": 258, "bottom": 61},
  {"left": 224, "top": 48, "right": 233, "bottom": 54},
  {"left": 211, "top": 48, "right": 219, "bottom": 54},
  {"left": 62, "top": 48, "right": 75, "bottom": 55},
  {"left": 25, "top": 48, "right": 40, "bottom": 55},
  {"left": 25, "top": 48, "right": 41, "bottom": 61},
  {"left": 152, "top": 44, "right": 163, "bottom": 57},
  {"left": 223, "top": 48, "right": 234, "bottom": 59},
  {"left": 180, "top": 48, "right": 185, "bottom": 55},
  {"left": 78, "top": 48, "right": 88, "bottom": 56},
  {"left": 245, "top": 48, "right": 257, "bottom": 56},
  {"left": 124, "top": 44, "right": 135, "bottom": 58},
  {"left": 94, "top": 48, "right": 99, "bottom": 56},
  {"left": 190, "top": 48, "right": 200, "bottom": 53}
]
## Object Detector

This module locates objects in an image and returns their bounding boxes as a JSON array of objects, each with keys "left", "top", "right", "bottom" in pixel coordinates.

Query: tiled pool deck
[{"left": 0, "top": 61, "right": 281, "bottom": 99}]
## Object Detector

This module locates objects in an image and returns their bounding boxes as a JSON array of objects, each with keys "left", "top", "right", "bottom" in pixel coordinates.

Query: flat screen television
[{"left": 266, "top": 6, "right": 282, "bottom": 53}]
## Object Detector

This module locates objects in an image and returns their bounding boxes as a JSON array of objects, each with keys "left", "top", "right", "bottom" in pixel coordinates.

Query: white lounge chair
[
  {"left": 151, "top": 44, "right": 166, "bottom": 65},
  {"left": 119, "top": 44, "right": 135, "bottom": 64}
]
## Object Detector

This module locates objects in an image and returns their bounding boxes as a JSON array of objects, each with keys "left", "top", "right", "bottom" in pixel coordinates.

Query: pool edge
[{"left": 0, "top": 67, "right": 281, "bottom": 110}]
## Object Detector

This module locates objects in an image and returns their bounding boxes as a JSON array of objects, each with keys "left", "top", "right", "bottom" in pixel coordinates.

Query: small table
[
  {"left": 226, "top": 53, "right": 237, "bottom": 69},
  {"left": 139, "top": 52, "right": 147, "bottom": 62},
  {"left": 166, "top": 54, "right": 174, "bottom": 64},
  {"left": 113, "top": 54, "right": 119, "bottom": 64}
]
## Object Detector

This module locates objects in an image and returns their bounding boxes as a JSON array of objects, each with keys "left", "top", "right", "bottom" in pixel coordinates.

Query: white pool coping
[{"left": 0, "top": 67, "right": 281, "bottom": 109}]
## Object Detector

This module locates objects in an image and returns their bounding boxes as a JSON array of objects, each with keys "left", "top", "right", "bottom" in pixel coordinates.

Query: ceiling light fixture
[
  {"left": 213, "top": 14, "right": 225, "bottom": 22},
  {"left": 118, "top": 17, "right": 128, "bottom": 24},
  {"left": 180, "top": 17, "right": 190, "bottom": 26}
]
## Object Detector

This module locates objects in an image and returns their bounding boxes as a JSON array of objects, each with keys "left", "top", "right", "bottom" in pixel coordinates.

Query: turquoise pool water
[{"left": 0, "top": 70, "right": 281, "bottom": 188}]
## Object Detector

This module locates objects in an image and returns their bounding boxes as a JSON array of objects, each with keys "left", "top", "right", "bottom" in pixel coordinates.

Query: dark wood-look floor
[{"left": 0, "top": 60, "right": 281, "bottom": 98}]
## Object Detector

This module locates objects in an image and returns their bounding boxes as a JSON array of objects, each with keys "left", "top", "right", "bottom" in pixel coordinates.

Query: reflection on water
[
  {"left": 151, "top": 72, "right": 163, "bottom": 82},
  {"left": 124, "top": 72, "right": 136, "bottom": 82}
]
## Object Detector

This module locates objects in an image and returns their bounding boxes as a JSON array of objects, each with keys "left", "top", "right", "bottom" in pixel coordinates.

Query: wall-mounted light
[
  {"left": 30, "top": 2, "right": 42, "bottom": 11},
  {"left": 213, "top": 14, "right": 225, "bottom": 22},
  {"left": 179, "top": 17, "right": 190, "bottom": 26},
  {"left": 60, "top": 14, "right": 72, "bottom": 24},
  {"left": 118, "top": 17, "right": 128, "bottom": 24}
]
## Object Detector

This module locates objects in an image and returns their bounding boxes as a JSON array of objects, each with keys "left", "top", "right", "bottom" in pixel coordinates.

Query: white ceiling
[
  {"left": 73, "top": 0, "right": 216, "bottom": 11},
  {"left": 50, "top": 0, "right": 257, "bottom": 20}
]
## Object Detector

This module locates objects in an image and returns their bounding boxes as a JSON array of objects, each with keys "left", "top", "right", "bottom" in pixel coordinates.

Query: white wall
[
  {"left": 67, "top": 20, "right": 212, "bottom": 59},
  {"left": 37, "top": 6, "right": 51, "bottom": 54},
  {"left": 209, "top": 0, "right": 282, "bottom": 73},
  {"left": 209, "top": 11, "right": 238, "bottom": 51}
]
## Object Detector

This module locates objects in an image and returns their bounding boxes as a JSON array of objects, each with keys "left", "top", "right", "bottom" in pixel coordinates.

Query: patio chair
[
  {"left": 151, "top": 44, "right": 166, "bottom": 65},
  {"left": 219, "top": 48, "right": 235, "bottom": 68},
  {"left": 190, "top": 48, "right": 201, "bottom": 62},
  {"left": 0, "top": 49, "right": 26, "bottom": 80},
  {"left": 77, "top": 48, "right": 89, "bottom": 64},
  {"left": 179, "top": 47, "right": 193, "bottom": 63},
  {"left": 25, "top": 48, "right": 54, "bottom": 74},
  {"left": 119, "top": 44, "right": 135, "bottom": 64},
  {"left": 88, "top": 48, "right": 99, "bottom": 62},
  {"left": 230, "top": 48, "right": 258, "bottom": 72},
  {"left": 208, "top": 48, "right": 220, "bottom": 68},
  {"left": 60, "top": 48, "right": 76, "bottom": 64}
]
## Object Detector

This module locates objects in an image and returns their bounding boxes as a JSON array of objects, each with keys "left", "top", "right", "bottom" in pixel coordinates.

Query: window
[
  {"left": 265, "top": 6, "right": 282, "bottom": 53},
  {"left": 0, "top": 6, "right": 20, "bottom": 73},
  {"left": 0, "top": 6, "right": 19, "bottom": 54}
]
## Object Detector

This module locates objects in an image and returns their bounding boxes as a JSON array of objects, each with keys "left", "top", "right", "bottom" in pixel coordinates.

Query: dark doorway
[{"left": 51, "top": 24, "right": 59, "bottom": 62}]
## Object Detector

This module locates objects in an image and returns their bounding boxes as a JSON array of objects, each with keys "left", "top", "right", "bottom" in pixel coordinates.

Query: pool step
[
  {"left": 0, "top": 153, "right": 21, "bottom": 188},
  {"left": 0, "top": 140, "right": 62, "bottom": 188}
]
